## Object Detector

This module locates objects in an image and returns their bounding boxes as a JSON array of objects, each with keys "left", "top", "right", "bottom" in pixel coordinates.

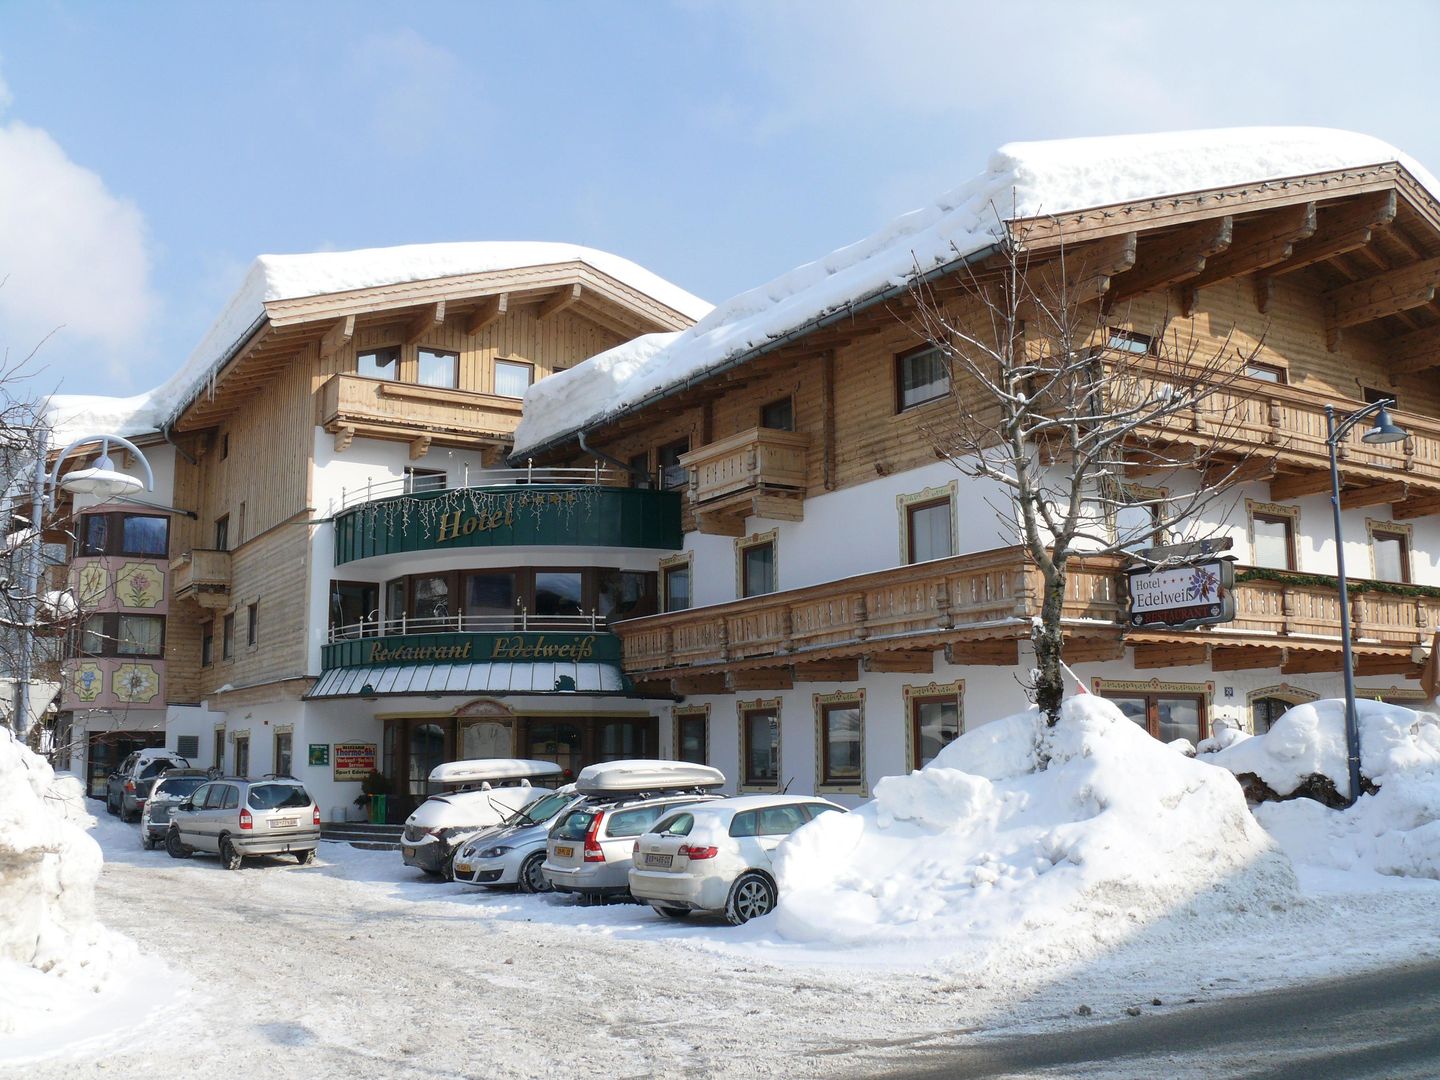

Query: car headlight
[{"left": 477, "top": 846, "right": 512, "bottom": 859}]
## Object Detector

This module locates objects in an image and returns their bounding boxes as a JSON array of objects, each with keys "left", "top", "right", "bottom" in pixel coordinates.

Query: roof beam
[
  {"left": 1394, "top": 493, "right": 1440, "bottom": 520},
  {"left": 1282, "top": 651, "right": 1342, "bottom": 675},
  {"left": 1355, "top": 654, "right": 1421, "bottom": 677},
  {"left": 535, "top": 283, "right": 582, "bottom": 322},
  {"left": 1325, "top": 257, "right": 1440, "bottom": 332},
  {"left": 1203, "top": 453, "right": 1277, "bottom": 490},
  {"left": 1211, "top": 646, "right": 1287, "bottom": 672},
  {"left": 1105, "top": 217, "right": 1233, "bottom": 306},
  {"left": 1272, "top": 191, "right": 1398, "bottom": 276},
  {"left": 1389, "top": 324, "right": 1440, "bottom": 375},
  {"left": 1268, "top": 471, "right": 1335, "bottom": 501},
  {"left": 465, "top": 293, "right": 508, "bottom": 336},
  {"left": 1340, "top": 481, "right": 1410, "bottom": 510},
  {"left": 403, "top": 301, "right": 446, "bottom": 346},
  {"left": 1189, "top": 203, "right": 1317, "bottom": 288},
  {"left": 1026, "top": 232, "right": 1138, "bottom": 310},
  {"left": 319, "top": 315, "right": 355, "bottom": 360},
  {"left": 1132, "top": 642, "right": 1210, "bottom": 669}
]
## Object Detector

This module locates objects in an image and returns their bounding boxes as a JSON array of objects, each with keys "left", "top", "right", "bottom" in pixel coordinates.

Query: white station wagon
[{"left": 629, "top": 795, "right": 844, "bottom": 923}]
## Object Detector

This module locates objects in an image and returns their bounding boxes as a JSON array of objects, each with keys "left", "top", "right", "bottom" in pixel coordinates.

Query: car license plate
[
  {"left": 644, "top": 853, "right": 673, "bottom": 868},
  {"left": 270, "top": 818, "right": 296, "bottom": 828},
  {"left": 455, "top": 863, "right": 472, "bottom": 874},
  {"left": 555, "top": 845, "right": 574, "bottom": 858}
]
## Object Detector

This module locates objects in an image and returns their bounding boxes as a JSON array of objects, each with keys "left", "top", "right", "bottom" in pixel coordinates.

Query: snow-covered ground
[{"left": 8, "top": 776, "right": 1440, "bottom": 1077}]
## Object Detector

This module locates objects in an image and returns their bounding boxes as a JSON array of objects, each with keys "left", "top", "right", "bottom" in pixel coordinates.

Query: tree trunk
[{"left": 1034, "top": 568, "right": 1068, "bottom": 726}]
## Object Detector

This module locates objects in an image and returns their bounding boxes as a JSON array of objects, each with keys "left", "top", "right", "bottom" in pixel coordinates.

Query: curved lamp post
[
  {"left": 11, "top": 432, "right": 155, "bottom": 736},
  {"left": 1326, "top": 399, "right": 1408, "bottom": 806}
]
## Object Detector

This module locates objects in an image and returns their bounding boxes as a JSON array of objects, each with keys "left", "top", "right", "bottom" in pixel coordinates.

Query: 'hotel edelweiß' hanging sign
[{"left": 1125, "top": 559, "right": 1236, "bottom": 630}]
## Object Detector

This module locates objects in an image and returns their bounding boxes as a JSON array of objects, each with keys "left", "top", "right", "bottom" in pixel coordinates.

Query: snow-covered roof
[
  {"left": 512, "top": 127, "right": 1439, "bottom": 458},
  {"left": 45, "top": 241, "right": 712, "bottom": 444}
]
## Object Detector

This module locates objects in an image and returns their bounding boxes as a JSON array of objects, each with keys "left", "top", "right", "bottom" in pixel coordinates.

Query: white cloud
[
  {"left": 346, "top": 29, "right": 470, "bottom": 156},
  {"left": 0, "top": 118, "right": 154, "bottom": 384}
]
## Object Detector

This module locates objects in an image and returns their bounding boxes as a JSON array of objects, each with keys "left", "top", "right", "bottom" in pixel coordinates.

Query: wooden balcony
[
  {"left": 616, "top": 547, "right": 1124, "bottom": 683},
  {"left": 321, "top": 373, "right": 523, "bottom": 460},
  {"left": 1118, "top": 364, "right": 1440, "bottom": 510},
  {"left": 171, "top": 549, "right": 231, "bottom": 609},
  {"left": 678, "top": 427, "right": 811, "bottom": 535}
]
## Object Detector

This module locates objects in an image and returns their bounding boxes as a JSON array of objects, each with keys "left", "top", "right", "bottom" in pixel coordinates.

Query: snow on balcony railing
[
  {"left": 326, "top": 610, "right": 610, "bottom": 643},
  {"left": 326, "top": 462, "right": 636, "bottom": 516}
]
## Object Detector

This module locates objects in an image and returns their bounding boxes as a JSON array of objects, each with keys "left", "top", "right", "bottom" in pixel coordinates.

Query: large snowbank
[
  {"left": 1206, "top": 699, "right": 1440, "bottom": 881},
  {"left": 768, "top": 695, "right": 1297, "bottom": 966},
  {"left": 514, "top": 127, "right": 1437, "bottom": 456},
  {"left": 46, "top": 241, "right": 711, "bottom": 443},
  {"left": 0, "top": 729, "right": 140, "bottom": 1040}
]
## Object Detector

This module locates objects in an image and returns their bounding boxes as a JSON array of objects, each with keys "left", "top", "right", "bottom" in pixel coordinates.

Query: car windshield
[
  {"left": 154, "top": 777, "right": 206, "bottom": 799},
  {"left": 552, "top": 809, "right": 596, "bottom": 842},
  {"left": 247, "top": 784, "right": 310, "bottom": 810},
  {"left": 504, "top": 791, "right": 572, "bottom": 827}
]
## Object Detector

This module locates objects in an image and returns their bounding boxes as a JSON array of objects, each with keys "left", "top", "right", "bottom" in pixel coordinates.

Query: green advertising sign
[{"left": 308, "top": 743, "right": 330, "bottom": 767}]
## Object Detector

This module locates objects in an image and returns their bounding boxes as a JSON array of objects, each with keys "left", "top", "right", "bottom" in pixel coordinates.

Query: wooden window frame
[
  {"left": 759, "top": 396, "right": 795, "bottom": 432},
  {"left": 331, "top": 579, "right": 381, "bottom": 635},
  {"left": 211, "top": 726, "right": 225, "bottom": 771},
  {"left": 493, "top": 358, "right": 535, "bottom": 399},
  {"left": 737, "top": 697, "right": 782, "bottom": 792},
  {"left": 894, "top": 343, "right": 950, "bottom": 413},
  {"left": 417, "top": 347, "right": 460, "bottom": 390},
  {"left": 1246, "top": 499, "right": 1299, "bottom": 571},
  {"left": 1104, "top": 327, "right": 1155, "bottom": 355},
  {"left": 202, "top": 621, "right": 215, "bottom": 667},
  {"left": 673, "top": 704, "right": 709, "bottom": 765},
  {"left": 356, "top": 345, "right": 400, "bottom": 381},
  {"left": 75, "top": 612, "right": 167, "bottom": 659},
  {"left": 735, "top": 529, "right": 778, "bottom": 599},
  {"left": 214, "top": 514, "right": 230, "bottom": 553},
  {"left": 233, "top": 733, "right": 250, "bottom": 778},
  {"left": 1366, "top": 519, "right": 1413, "bottom": 584},
  {"left": 813, "top": 689, "right": 866, "bottom": 795},
  {"left": 904, "top": 679, "right": 964, "bottom": 771},
  {"left": 75, "top": 511, "right": 171, "bottom": 559},
  {"left": 247, "top": 601, "right": 259, "bottom": 648},
  {"left": 658, "top": 438, "right": 690, "bottom": 491},
  {"left": 659, "top": 552, "right": 692, "bottom": 613},
  {"left": 896, "top": 481, "right": 958, "bottom": 565},
  {"left": 222, "top": 612, "right": 235, "bottom": 661},
  {"left": 1244, "top": 361, "right": 1288, "bottom": 384},
  {"left": 1094, "top": 679, "right": 1212, "bottom": 743}
]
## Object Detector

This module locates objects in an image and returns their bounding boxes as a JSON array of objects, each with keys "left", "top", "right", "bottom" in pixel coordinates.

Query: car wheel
[
  {"left": 220, "top": 837, "right": 243, "bottom": 871},
  {"left": 295, "top": 848, "right": 316, "bottom": 865},
  {"left": 517, "top": 851, "right": 551, "bottom": 894},
  {"left": 141, "top": 832, "right": 156, "bottom": 851},
  {"left": 652, "top": 905, "right": 692, "bottom": 919},
  {"left": 106, "top": 793, "right": 118, "bottom": 816},
  {"left": 165, "top": 828, "right": 192, "bottom": 859},
  {"left": 725, "top": 872, "right": 777, "bottom": 926},
  {"left": 121, "top": 801, "right": 137, "bottom": 824}
]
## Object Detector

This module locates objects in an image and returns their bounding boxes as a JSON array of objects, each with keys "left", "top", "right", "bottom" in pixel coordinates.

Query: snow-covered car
[
  {"left": 139, "top": 768, "right": 209, "bottom": 850},
  {"left": 166, "top": 777, "right": 320, "bottom": 869},
  {"left": 542, "top": 760, "right": 726, "bottom": 902},
  {"left": 452, "top": 787, "right": 585, "bottom": 892},
  {"left": 401, "top": 758, "right": 563, "bottom": 878},
  {"left": 106, "top": 747, "right": 191, "bottom": 822},
  {"left": 629, "top": 796, "right": 845, "bottom": 924}
]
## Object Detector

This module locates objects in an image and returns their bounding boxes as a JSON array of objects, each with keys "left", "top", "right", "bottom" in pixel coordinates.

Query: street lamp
[
  {"left": 11, "top": 432, "right": 155, "bottom": 737},
  {"left": 1327, "top": 399, "right": 1408, "bottom": 806}
]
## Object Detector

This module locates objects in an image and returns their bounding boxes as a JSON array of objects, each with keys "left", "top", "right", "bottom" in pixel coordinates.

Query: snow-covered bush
[
  {"left": 0, "top": 728, "right": 136, "bottom": 1035},
  {"left": 770, "top": 696, "right": 1297, "bottom": 964}
]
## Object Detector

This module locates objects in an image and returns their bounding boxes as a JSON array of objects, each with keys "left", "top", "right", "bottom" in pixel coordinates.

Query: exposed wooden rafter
[
  {"left": 465, "top": 293, "right": 508, "bottom": 336},
  {"left": 319, "top": 315, "right": 355, "bottom": 360},
  {"left": 1132, "top": 642, "right": 1210, "bottom": 669},
  {"left": 1025, "top": 232, "right": 1138, "bottom": 311},
  {"left": 728, "top": 668, "right": 795, "bottom": 692},
  {"left": 862, "top": 650, "right": 934, "bottom": 674},
  {"left": 1187, "top": 203, "right": 1317, "bottom": 289},
  {"left": 1339, "top": 481, "right": 1410, "bottom": 510},
  {"left": 1271, "top": 190, "right": 1398, "bottom": 277},
  {"left": 409, "top": 434, "right": 432, "bottom": 460},
  {"left": 1389, "top": 324, "right": 1440, "bottom": 375},
  {"left": 1211, "top": 646, "right": 1287, "bottom": 672},
  {"left": 1282, "top": 651, "right": 1342, "bottom": 675},
  {"left": 1394, "top": 493, "right": 1440, "bottom": 520},
  {"left": 1269, "top": 471, "right": 1339, "bottom": 501},
  {"left": 1203, "top": 454, "right": 1277, "bottom": 489},
  {"left": 1105, "top": 217, "right": 1233, "bottom": 307},
  {"left": 1324, "top": 256, "right": 1440, "bottom": 334},
  {"left": 403, "top": 301, "right": 446, "bottom": 346},
  {"left": 536, "top": 283, "right": 582, "bottom": 321},
  {"left": 1356, "top": 654, "right": 1422, "bottom": 677}
]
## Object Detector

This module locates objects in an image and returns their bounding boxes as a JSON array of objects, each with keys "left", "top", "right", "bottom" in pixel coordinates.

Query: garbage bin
[{"left": 368, "top": 793, "right": 388, "bottom": 825}]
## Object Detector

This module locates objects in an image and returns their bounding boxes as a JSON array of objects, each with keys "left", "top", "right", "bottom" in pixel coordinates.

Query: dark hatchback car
[
  {"left": 106, "top": 748, "right": 191, "bottom": 822},
  {"left": 139, "top": 769, "right": 210, "bottom": 850}
]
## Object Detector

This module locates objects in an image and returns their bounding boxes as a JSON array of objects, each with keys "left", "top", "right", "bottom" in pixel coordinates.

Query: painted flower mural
[
  {"left": 112, "top": 662, "right": 161, "bottom": 704},
  {"left": 73, "top": 562, "right": 111, "bottom": 607},
  {"left": 70, "top": 662, "right": 104, "bottom": 703},
  {"left": 116, "top": 562, "right": 165, "bottom": 609}
]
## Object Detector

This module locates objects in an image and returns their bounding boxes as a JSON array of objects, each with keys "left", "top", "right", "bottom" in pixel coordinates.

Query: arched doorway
[{"left": 1247, "top": 684, "right": 1319, "bottom": 734}]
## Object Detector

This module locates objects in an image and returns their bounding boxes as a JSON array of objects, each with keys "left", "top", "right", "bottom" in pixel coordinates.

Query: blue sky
[{"left": 2, "top": 1, "right": 1438, "bottom": 400}]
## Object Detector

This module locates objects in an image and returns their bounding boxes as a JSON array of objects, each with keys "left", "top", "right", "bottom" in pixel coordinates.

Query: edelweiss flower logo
[{"left": 1186, "top": 566, "right": 1219, "bottom": 602}]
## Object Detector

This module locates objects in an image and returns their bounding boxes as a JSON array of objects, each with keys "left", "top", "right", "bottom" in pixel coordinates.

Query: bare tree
[{"left": 907, "top": 216, "right": 1265, "bottom": 725}]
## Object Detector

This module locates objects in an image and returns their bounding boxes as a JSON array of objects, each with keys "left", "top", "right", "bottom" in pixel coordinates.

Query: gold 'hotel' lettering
[
  {"left": 490, "top": 634, "right": 597, "bottom": 661},
  {"left": 436, "top": 507, "right": 515, "bottom": 544},
  {"left": 367, "top": 640, "right": 474, "bottom": 664}
]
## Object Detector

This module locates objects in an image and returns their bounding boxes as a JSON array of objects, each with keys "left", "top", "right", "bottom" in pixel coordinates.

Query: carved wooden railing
[
  {"left": 679, "top": 427, "right": 811, "bottom": 506},
  {"left": 1227, "top": 569, "right": 1440, "bottom": 647},
  {"left": 616, "top": 547, "right": 1123, "bottom": 672},
  {"left": 321, "top": 373, "right": 524, "bottom": 439}
]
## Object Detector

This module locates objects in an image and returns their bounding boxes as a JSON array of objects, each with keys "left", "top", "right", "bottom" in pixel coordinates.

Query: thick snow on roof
[
  {"left": 513, "top": 127, "right": 1437, "bottom": 457},
  {"left": 46, "top": 242, "right": 711, "bottom": 444}
]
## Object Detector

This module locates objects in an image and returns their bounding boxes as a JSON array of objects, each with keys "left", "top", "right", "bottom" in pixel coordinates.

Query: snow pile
[
  {"left": 514, "top": 127, "right": 1435, "bottom": 456},
  {"left": 46, "top": 241, "right": 711, "bottom": 443},
  {"left": 768, "top": 696, "right": 1298, "bottom": 965},
  {"left": 0, "top": 728, "right": 139, "bottom": 1037}
]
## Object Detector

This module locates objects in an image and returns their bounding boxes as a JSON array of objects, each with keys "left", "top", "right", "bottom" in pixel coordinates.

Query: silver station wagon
[{"left": 166, "top": 777, "right": 321, "bottom": 870}]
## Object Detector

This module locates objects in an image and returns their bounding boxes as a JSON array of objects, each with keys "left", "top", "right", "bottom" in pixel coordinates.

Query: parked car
[
  {"left": 401, "top": 759, "right": 563, "bottom": 879},
  {"left": 139, "top": 768, "right": 210, "bottom": 850},
  {"left": 452, "top": 787, "right": 586, "bottom": 892},
  {"left": 542, "top": 760, "right": 726, "bottom": 902},
  {"left": 165, "top": 777, "right": 320, "bottom": 869},
  {"left": 106, "top": 747, "right": 191, "bottom": 822},
  {"left": 629, "top": 795, "right": 845, "bottom": 924}
]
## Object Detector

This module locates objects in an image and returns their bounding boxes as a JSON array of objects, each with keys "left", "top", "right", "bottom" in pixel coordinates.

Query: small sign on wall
[
  {"left": 334, "top": 742, "right": 377, "bottom": 781},
  {"left": 308, "top": 743, "right": 330, "bottom": 767}
]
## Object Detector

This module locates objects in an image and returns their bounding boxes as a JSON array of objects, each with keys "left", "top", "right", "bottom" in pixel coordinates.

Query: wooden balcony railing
[
  {"left": 616, "top": 547, "right": 1123, "bottom": 673},
  {"left": 1224, "top": 569, "right": 1440, "bottom": 647},
  {"left": 171, "top": 549, "right": 231, "bottom": 609},
  {"left": 321, "top": 373, "right": 524, "bottom": 453},
  {"left": 678, "top": 427, "right": 811, "bottom": 533}
]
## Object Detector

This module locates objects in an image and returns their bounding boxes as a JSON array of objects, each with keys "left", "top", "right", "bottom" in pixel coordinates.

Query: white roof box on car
[
  {"left": 574, "top": 759, "right": 725, "bottom": 796},
  {"left": 428, "top": 758, "right": 565, "bottom": 786}
]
